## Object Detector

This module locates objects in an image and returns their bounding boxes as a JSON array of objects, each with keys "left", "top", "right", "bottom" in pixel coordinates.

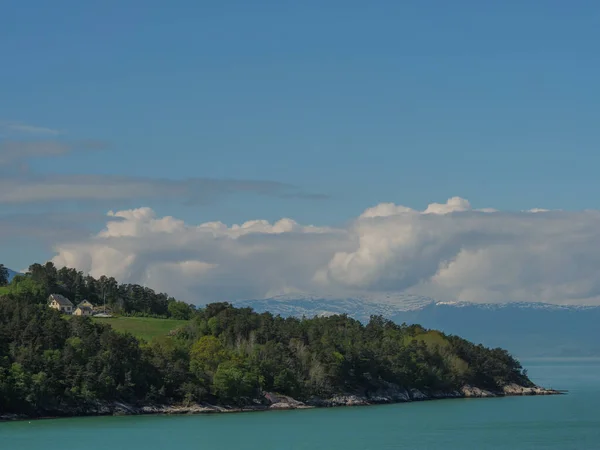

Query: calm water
[{"left": 2, "top": 359, "right": 599, "bottom": 449}]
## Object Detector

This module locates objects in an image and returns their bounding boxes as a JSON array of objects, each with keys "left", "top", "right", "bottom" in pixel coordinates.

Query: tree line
[
  {"left": 3, "top": 262, "right": 195, "bottom": 320},
  {"left": 0, "top": 271, "right": 533, "bottom": 417}
]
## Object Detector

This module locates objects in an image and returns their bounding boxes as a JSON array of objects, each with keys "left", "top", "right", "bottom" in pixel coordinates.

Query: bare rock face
[
  {"left": 502, "top": 384, "right": 560, "bottom": 396},
  {"left": 368, "top": 381, "right": 411, "bottom": 403},
  {"left": 113, "top": 402, "right": 138, "bottom": 415},
  {"left": 264, "top": 392, "right": 310, "bottom": 410},
  {"left": 308, "top": 395, "right": 370, "bottom": 407},
  {"left": 430, "top": 390, "right": 463, "bottom": 399},
  {"left": 2, "top": 383, "right": 563, "bottom": 422},
  {"left": 460, "top": 385, "right": 497, "bottom": 398},
  {"left": 409, "top": 389, "right": 429, "bottom": 400}
]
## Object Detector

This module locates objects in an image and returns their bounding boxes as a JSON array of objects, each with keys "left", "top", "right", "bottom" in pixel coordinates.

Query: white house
[{"left": 48, "top": 294, "right": 74, "bottom": 314}]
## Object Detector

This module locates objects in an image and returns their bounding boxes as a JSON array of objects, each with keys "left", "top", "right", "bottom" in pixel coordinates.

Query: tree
[
  {"left": 5, "top": 277, "right": 46, "bottom": 303},
  {"left": 168, "top": 300, "right": 194, "bottom": 320},
  {"left": 0, "top": 269, "right": 536, "bottom": 418},
  {"left": 212, "top": 360, "right": 258, "bottom": 402},
  {"left": 0, "top": 265, "right": 8, "bottom": 286},
  {"left": 189, "top": 336, "right": 230, "bottom": 379}
]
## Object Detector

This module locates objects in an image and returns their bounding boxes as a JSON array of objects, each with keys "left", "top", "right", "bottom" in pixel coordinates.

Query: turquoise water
[{"left": 2, "top": 359, "right": 599, "bottom": 449}]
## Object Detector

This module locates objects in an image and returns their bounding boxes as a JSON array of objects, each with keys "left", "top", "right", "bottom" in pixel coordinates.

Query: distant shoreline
[
  {"left": 518, "top": 356, "right": 600, "bottom": 362},
  {"left": 0, "top": 384, "right": 562, "bottom": 423}
]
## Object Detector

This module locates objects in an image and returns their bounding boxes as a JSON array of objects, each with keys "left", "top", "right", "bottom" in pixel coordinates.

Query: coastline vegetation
[{"left": 0, "top": 263, "right": 533, "bottom": 418}]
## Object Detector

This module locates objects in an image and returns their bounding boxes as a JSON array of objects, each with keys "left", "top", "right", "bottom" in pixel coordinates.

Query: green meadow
[{"left": 91, "top": 316, "right": 190, "bottom": 342}]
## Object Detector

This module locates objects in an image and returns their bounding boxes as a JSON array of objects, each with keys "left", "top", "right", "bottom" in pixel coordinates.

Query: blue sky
[{"left": 2, "top": 1, "right": 600, "bottom": 275}]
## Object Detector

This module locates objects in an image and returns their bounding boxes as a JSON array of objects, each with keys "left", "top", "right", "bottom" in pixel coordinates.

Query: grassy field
[{"left": 92, "top": 316, "right": 190, "bottom": 342}]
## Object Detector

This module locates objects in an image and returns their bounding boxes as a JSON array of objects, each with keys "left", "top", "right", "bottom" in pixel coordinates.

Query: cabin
[
  {"left": 73, "top": 305, "right": 93, "bottom": 316},
  {"left": 48, "top": 294, "right": 74, "bottom": 314}
]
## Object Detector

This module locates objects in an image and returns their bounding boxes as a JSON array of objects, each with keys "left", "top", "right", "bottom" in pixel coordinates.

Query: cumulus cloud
[
  {"left": 53, "top": 207, "right": 348, "bottom": 302},
  {"left": 50, "top": 197, "right": 600, "bottom": 306}
]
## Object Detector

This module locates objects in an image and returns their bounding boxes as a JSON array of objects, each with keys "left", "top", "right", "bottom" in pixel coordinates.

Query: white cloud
[
  {"left": 423, "top": 196, "right": 471, "bottom": 214},
  {"left": 50, "top": 197, "right": 600, "bottom": 306},
  {"left": 526, "top": 208, "right": 551, "bottom": 213},
  {"left": 0, "top": 140, "right": 107, "bottom": 166},
  {"left": 360, "top": 202, "right": 415, "bottom": 218},
  {"left": 0, "top": 121, "right": 61, "bottom": 136},
  {"left": 0, "top": 174, "right": 325, "bottom": 204}
]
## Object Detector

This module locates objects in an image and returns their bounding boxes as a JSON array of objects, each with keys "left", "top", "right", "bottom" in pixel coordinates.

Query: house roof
[
  {"left": 77, "top": 299, "right": 94, "bottom": 307},
  {"left": 76, "top": 305, "right": 93, "bottom": 312},
  {"left": 49, "top": 294, "right": 73, "bottom": 307}
]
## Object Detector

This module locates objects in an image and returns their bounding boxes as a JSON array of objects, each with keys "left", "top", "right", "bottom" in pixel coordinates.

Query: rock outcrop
[
  {"left": 502, "top": 383, "right": 559, "bottom": 396},
  {"left": 0, "top": 384, "right": 562, "bottom": 421},
  {"left": 264, "top": 392, "right": 312, "bottom": 410},
  {"left": 460, "top": 385, "right": 497, "bottom": 398}
]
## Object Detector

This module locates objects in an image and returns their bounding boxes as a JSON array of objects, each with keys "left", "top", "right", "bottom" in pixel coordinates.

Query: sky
[{"left": 2, "top": 1, "right": 600, "bottom": 305}]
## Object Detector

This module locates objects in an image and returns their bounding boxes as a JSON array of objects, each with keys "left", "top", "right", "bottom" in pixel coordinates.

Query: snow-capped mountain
[
  {"left": 235, "top": 293, "right": 596, "bottom": 321},
  {"left": 235, "top": 292, "right": 434, "bottom": 320},
  {"left": 234, "top": 294, "right": 600, "bottom": 357}
]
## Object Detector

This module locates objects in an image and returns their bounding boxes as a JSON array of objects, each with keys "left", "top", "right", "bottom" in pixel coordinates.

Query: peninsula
[{"left": 0, "top": 264, "right": 560, "bottom": 421}]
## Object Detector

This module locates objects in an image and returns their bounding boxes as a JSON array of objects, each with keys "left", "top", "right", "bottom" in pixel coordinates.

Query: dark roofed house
[
  {"left": 77, "top": 299, "right": 94, "bottom": 309},
  {"left": 48, "top": 294, "right": 74, "bottom": 314}
]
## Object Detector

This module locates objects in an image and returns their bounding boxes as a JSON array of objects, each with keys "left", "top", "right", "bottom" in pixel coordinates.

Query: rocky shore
[{"left": 0, "top": 383, "right": 562, "bottom": 422}]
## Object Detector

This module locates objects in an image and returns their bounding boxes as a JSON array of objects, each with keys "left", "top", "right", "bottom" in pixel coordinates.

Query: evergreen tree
[{"left": 0, "top": 264, "right": 8, "bottom": 286}]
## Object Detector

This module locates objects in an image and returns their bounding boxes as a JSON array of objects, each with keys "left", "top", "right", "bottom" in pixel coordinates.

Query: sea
[{"left": 1, "top": 359, "right": 599, "bottom": 449}]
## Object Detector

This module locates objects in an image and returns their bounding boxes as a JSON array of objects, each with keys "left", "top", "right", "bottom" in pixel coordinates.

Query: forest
[
  {"left": 0, "top": 263, "right": 533, "bottom": 417},
  {"left": 0, "top": 262, "right": 195, "bottom": 320}
]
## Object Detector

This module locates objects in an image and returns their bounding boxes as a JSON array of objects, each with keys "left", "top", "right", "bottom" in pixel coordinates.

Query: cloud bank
[
  {"left": 0, "top": 174, "right": 323, "bottom": 204},
  {"left": 0, "top": 119, "right": 323, "bottom": 204},
  {"left": 0, "top": 140, "right": 107, "bottom": 166},
  {"left": 49, "top": 197, "right": 600, "bottom": 306},
  {"left": 0, "top": 121, "right": 61, "bottom": 136}
]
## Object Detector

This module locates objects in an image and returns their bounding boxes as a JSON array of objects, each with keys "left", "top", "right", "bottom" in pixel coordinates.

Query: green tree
[
  {"left": 189, "top": 336, "right": 230, "bottom": 379},
  {"left": 6, "top": 276, "right": 46, "bottom": 303},
  {"left": 212, "top": 360, "right": 258, "bottom": 402},
  {"left": 0, "top": 264, "right": 8, "bottom": 286},
  {"left": 168, "top": 300, "right": 194, "bottom": 320}
]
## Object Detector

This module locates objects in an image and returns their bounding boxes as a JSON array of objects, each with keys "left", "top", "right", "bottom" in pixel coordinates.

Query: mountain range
[
  {"left": 234, "top": 294, "right": 600, "bottom": 358},
  {"left": 5, "top": 264, "right": 596, "bottom": 357}
]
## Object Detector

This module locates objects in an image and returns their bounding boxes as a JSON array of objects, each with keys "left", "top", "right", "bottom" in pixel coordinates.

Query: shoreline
[{"left": 0, "top": 384, "right": 563, "bottom": 423}]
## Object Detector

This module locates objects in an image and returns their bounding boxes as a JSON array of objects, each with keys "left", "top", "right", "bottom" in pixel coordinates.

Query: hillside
[
  {"left": 234, "top": 295, "right": 600, "bottom": 357},
  {"left": 0, "top": 288, "right": 553, "bottom": 420},
  {"left": 1, "top": 262, "right": 196, "bottom": 320}
]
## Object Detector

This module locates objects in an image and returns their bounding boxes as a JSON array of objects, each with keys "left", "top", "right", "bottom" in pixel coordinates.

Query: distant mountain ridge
[
  {"left": 241, "top": 292, "right": 435, "bottom": 319},
  {"left": 234, "top": 295, "right": 600, "bottom": 358},
  {"left": 5, "top": 268, "right": 19, "bottom": 282}
]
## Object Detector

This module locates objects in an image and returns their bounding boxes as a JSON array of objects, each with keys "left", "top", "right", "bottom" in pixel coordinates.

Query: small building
[
  {"left": 77, "top": 299, "right": 94, "bottom": 309},
  {"left": 73, "top": 305, "right": 93, "bottom": 316},
  {"left": 48, "top": 294, "right": 74, "bottom": 314}
]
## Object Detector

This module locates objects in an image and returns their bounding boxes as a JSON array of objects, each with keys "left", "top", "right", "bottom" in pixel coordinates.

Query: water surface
[{"left": 2, "top": 359, "right": 599, "bottom": 449}]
